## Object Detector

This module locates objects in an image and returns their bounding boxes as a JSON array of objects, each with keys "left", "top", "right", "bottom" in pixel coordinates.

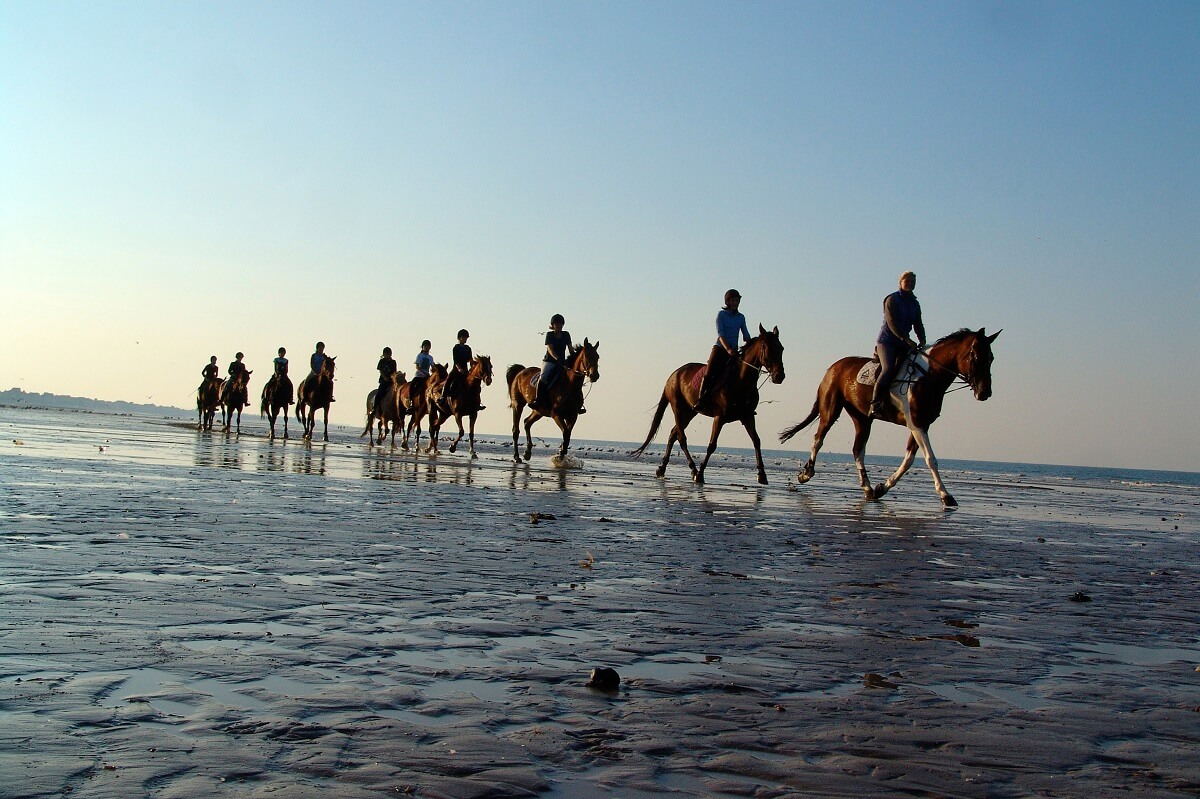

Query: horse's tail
[
  {"left": 506, "top": 364, "right": 525, "bottom": 407},
  {"left": 779, "top": 399, "right": 820, "bottom": 443},
  {"left": 632, "top": 392, "right": 670, "bottom": 458},
  {"left": 260, "top": 380, "right": 271, "bottom": 418}
]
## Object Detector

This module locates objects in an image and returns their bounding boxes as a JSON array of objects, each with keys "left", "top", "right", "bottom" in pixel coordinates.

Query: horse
[
  {"left": 507, "top": 339, "right": 600, "bottom": 463},
  {"left": 778, "top": 327, "right": 1000, "bottom": 507},
  {"left": 430, "top": 356, "right": 493, "bottom": 457},
  {"left": 402, "top": 363, "right": 446, "bottom": 453},
  {"left": 260, "top": 374, "right": 294, "bottom": 440},
  {"left": 196, "top": 378, "right": 222, "bottom": 431},
  {"left": 361, "top": 372, "right": 408, "bottom": 448},
  {"left": 296, "top": 356, "right": 336, "bottom": 441},
  {"left": 220, "top": 370, "right": 253, "bottom": 434},
  {"left": 633, "top": 325, "right": 785, "bottom": 485}
]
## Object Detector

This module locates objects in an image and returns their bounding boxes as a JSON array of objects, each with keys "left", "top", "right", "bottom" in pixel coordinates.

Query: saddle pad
[
  {"left": 690, "top": 367, "right": 708, "bottom": 393},
  {"left": 856, "top": 362, "right": 882, "bottom": 386}
]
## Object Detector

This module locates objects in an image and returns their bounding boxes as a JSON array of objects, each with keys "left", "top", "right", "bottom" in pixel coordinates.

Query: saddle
[{"left": 856, "top": 351, "right": 928, "bottom": 388}]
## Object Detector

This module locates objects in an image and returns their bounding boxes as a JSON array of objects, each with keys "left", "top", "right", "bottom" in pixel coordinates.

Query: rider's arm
[
  {"left": 914, "top": 304, "right": 927, "bottom": 349},
  {"left": 883, "top": 295, "right": 910, "bottom": 344}
]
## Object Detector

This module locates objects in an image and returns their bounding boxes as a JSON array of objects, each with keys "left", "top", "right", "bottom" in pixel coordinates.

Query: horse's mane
[{"left": 933, "top": 328, "right": 975, "bottom": 346}]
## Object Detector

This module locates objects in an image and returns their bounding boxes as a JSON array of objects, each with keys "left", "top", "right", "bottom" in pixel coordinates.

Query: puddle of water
[
  {"left": 105, "top": 668, "right": 270, "bottom": 717},
  {"left": 1074, "top": 642, "right": 1200, "bottom": 666},
  {"left": 87, "top": 570, "right": 187, "bottom": 582},
  {"left": 926, "top": 682, "right": 1051, "bottom": 711}
]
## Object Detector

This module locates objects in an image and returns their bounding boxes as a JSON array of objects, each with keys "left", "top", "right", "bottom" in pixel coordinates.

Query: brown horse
[
  {"left": 402, "top": 363, "right": 446, "bottom": 453},
  {"left": 197, "top": 378, "right": 222, "bottom": 431},
  {"left": 430, "top": 356, "right": 493, "bottom": 457},
  {"left": 633, "top": 325, "right": 785, "bottom": 485},
  {"left": 296, "top": 356, "right": 336, "bottom": 441},
  {"left": 507, "top": 339, "right": 600, "bottom": 462},
  {"left": 260, "top": 374, "right": 294, "bottom": 440},
  {"left": 779, "top": 327, "right": 1000, "bottom": 507},
  {"left": 220, "top": 370, "right": 252, "bottom": 434},
  {"left": 361, "top": 372, "right": 408, "bottom": 448}
]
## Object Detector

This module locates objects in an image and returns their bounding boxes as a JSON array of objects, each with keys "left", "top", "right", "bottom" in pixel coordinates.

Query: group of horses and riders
[
  {"left": 196, "top": 343, "right": 335, "bottom": 441},
  {"left": 630, "top": 273, "right": 998, "bottom": 507},
  {"left": 195, "top": 273, "right": 999, "bottom": 505}
]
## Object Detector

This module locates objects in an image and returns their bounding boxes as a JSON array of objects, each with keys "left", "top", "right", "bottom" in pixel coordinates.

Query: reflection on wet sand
[{"left": 293, "top": 444, "right": 327, "bottom": 476}]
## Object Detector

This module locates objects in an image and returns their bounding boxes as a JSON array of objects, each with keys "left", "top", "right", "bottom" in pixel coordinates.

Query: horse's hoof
[
  {"left": 942, "top": 494, "right": 958, "bottom": 508},
  {"left": 449, "top": 444, "right": 457, "bottom": 453},
  {"left": 757, "top": 474, "right": 769, "bottom": 485},
  {"left": 796, "top": 473, "right": 812, "bottom": 484},
  {"left": 869, "top": 483, "right": 887, "bottom": 500},
  {"left": 654, "top": 468, "right": 666, "bottom": 478},
  {"left": 693, "top": 473, "right": 704, "bottom": 485}
]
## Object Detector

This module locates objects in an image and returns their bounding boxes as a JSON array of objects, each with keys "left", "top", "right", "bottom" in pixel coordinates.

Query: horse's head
[
  {"left": 323, "top": 356, "right": 337, "bottom": 377},
  {"left": 237, "top": 370, "right": 252, "bottom": 386},
  {"left": 473, "top": 355, "right": 494, "bottom": 386},
  {"left": 938, "top": 328, "right": 1000, "bottom": 401},
  {"left": 394, "top": 370, "right": 407, "bottom": 386},
  {"left": 571, "top": 338, "right": 600, "bottom": 382},
  {"left": 746, "top": 325, "right": 785, "bottom": 384}
]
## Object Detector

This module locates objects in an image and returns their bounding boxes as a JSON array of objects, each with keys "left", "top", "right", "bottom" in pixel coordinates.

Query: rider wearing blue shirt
[
  {"left": 308, "top": 341, "right": 334, "bottom": 402},
  {"left": 408, "top": 340, "right": 434, "bottom": 411},
  {"left": 698, "top": 289, "right": 751, "bottom": 405},
  {"left": 871, "top": 271, "right": 926, "bottom": 418}
]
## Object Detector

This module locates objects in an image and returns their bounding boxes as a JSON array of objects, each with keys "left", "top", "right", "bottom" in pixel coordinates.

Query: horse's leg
[
  {"left": 282, "top": 407, "right": 289, "bottom": 440},
  {"left": 448, "top": 413, "right": 465, "bottom": 454},
  {"left": 694, "top": 416, "right": 727, "bottom": 485},
  {"left": 655, "top": 426, "right": 679, "bottom": 478},
  {"left": 673, "top": 412, "right": 701, "bottom": 480},
  {"left": 558, "top": 416, "right": 574, "bottom": 460},
  {"left": 873, "top": 429, "right": 954, "bottom": 507},
  {"left": 741, "top": 416, "right": 769, "bottom": 485},
  {"left": 799, "top": 404, "right": 843, "bottom": 485},
  {"left": 522, "top": 412, "right": 542, "bottom": 462},
  {"left": 842, "top": 416, "right": 875, "bottom": 498},
  {"left": 322, "top": 406, "right": 329, "bottom": 442},
  {"left": 467, "top": 412, "right": 478, "bottom": 458}
]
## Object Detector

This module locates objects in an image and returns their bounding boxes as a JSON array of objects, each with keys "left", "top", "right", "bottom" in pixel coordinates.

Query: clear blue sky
[{"left": 2, "top": 1, "right": 1197, "bottom": 471}]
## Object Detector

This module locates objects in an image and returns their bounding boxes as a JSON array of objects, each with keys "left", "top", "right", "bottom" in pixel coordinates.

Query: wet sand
[{"left": 1, "top": 407, "right": 1198, "bottom": 798}]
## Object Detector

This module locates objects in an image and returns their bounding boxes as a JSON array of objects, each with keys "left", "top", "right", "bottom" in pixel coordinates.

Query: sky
[{"left": 2, "top": 1, "right": 1197, "bottom": 472}]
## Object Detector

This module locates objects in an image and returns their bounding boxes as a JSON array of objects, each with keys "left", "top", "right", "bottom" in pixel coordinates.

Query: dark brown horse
[
  {"left": 403, "top": 363, "right": 446, "bottom": 453},
  {"left": 507, "top": 339, "right": 600, "bottom": 462},
  {"left": 260, "top": 374, "right": 294, "bottom": 440},
  {"left": 296, "top": 356, "right": 336, "bottom": 441},
  {"left": 361, "top": 372, "right": 408, "bottom": 448},
  {"left": 220, "top": 370, "right": 252, "bottom": 434},
  {"left": 430, "top": 356, "right": 493, "bottom": 457},
  {"left": 633, "top": 326, "right": 785, "bottom": 485},
  {"left": 197, "top": 378, "right": 222, "bottom": 431},
  {"left": 779, "top": 327, "right": 1000, "bottom": 507}
]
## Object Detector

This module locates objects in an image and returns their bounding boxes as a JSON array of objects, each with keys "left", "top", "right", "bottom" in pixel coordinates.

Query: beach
[{"left": 1, "top": 406, "right": 1197, "bottom": 798}]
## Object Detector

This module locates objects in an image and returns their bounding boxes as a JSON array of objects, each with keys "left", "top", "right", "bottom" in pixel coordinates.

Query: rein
[{"left": 897, "top": 347, "right": 973, "bottom": 392}]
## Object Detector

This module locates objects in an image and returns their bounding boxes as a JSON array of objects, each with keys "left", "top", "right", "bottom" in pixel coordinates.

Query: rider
[
  {"left": 309, "top": 342, "right": 335, "bottom": 402},
  {"left": 408, "top": 340, "right": 434, "bottom": 411},
  {"left": 531, "top": 314, "right": 584, "bottom": 413},
  {"left": 269, "top": 347, "right": 292, "bottom": 398},
  {"left": 870, "top": 270, "right": 927, "bottom": 419},
  {"left": 273, "top": 347, "right": 289, "bottom": 377},
  {"left": 438, "top": 329, "right": 483, "bottom": 412},
  {"left": 697, "top": 289, "right": 751, "bottom": 408},
  {"left": 200, "top": 356, "right": 219, "bottom": 388},
  {"left": 373, "top": 347, "right": 398, "bottom": 416},
  {"left": 227, "top": 352, "right": 249, "bottom": 408}
]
